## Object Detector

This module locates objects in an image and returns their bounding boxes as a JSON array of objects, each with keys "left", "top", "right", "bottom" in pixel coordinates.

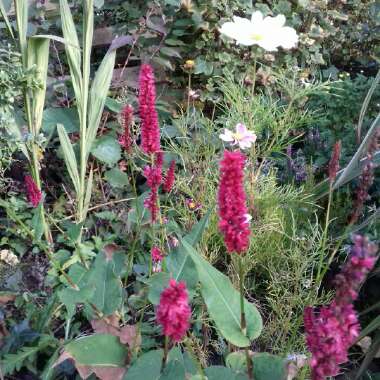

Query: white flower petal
[
  {"left": 251, "top": 11, "right": 264, "bottom": 24},
  {"left": 219, "top": 129, "right": 234, "bottom": 142}
]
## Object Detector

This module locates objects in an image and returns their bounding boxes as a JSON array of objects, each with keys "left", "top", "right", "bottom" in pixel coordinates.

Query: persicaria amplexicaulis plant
[
  {"left": 304, "top": 235, "right": 377, "bottom": 380},
  {"left": 24, "top": 175, "right": 42, "bottom": 208}
]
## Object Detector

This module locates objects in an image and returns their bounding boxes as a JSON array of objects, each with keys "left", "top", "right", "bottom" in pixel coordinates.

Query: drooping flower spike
[
  {"left": 156, "top": 279, "right": 191, "bottom": 342},
  {"left": 217, "top": 150, "right": 251, "bottom": 254},
  {"left": 220, "top": 11, "right": 298, "bottom": 51}
]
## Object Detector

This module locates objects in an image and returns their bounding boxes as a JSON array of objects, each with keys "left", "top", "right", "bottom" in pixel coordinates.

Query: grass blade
[
  {"left": 357, "top": 69, "right": 380, "bottom": 141},
  {"left": 83, "top": 167, "right": 93, "bottom": 218},
  {"left": 0, "top": 0, "right": 14, "bottom": 38},
  {"left": 57, "top": 124, "right": 80, "bottom": 194},
  {"left": 333, "top": 113, "right": 380, "bottom": 191}
]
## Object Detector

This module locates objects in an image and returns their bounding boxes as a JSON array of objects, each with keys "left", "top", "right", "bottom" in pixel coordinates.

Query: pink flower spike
[
  {"left": 163, "top": 160, "right": 176, "bottom": 193},
  {"left": 24, "top": 175, "right": 42, "bottom": 208},
  {"left": 219, "top": 123, "right": 257, "bottom": 150},
  {"left": 139, "top": 64, "right": 160, "bottom": 154},
  {"left": 218, "top": 150, "right": 251, "bottom": 254},
  {"left": 118, "top": 104, "right": 134, "bottom": 152},
  {"left": 156, "top": 279, "right": 191, "bottom": 343}
]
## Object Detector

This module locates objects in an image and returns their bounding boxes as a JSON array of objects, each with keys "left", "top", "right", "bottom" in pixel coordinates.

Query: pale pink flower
[{"left": 219, "top": 123, "right": 257, "bottom": 150}]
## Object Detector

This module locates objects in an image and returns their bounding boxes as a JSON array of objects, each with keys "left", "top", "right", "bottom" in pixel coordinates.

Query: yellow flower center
[
  {"left": 232, "top": 132, "right": 243, "bottom": 140},
  {"left": 250, "top": 33, "right": 264, "bottom": 41}
]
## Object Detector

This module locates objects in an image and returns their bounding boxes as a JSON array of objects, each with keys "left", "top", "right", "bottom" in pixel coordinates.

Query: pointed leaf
[
  {"left": 124, "top": 349, "right": 163, "bottom": 380},
  {"left": 27, "top": 37, "right": 50, "bottom": 134},
  {"left": 65, "top": 334, "right": 127, "bottom": 366},
  {"left": 181, "top": 240, "right": 262, "bottom": 347},
  {"left": 59, "top": 0, "right": 82, "bottom": 113},
  {"left": 86, "top": 49, "right": 116, "bottom": 157},
  {"left": 0, "top": 0, "right": 14, "bottom": 38},
  {"left": 57, "top": 124, "right": 80, "bottom": 194}
]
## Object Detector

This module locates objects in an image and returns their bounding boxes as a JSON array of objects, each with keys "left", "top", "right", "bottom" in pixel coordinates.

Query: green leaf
[
  {"left": 166, "top": 210, "right": 211, "bottom": 294},
  {"left": 27, "top": 37, "right": 50, "bottom": 135},
  {"left": 148, "top": 272, "right": 171, "bottom": 305},
  {"left": 31, "top": 204, "right": 44, "bottom": 241},
  {"left": 105, "top": 97, "right": 123, "bottom": 113},
  {"left": 59, "top": 0, "right": 82, "bottom": 113},
  {"left": 0, "top": 0, "right": 14, "bottom": 38},
  {"left": 252, "top": 353, "right": 287, "bottom": 380},
  {"left": 57, "top": 124, "right": 80, "bottom": 194},
  {"left": 181, "top": 240, "right": 262, "bottom": 347},
  {"left": 91, "top": 135, "right": 121, "bottom": 166},
  {"left": 42, "top": 108, "right": 79, "bottom": 134},
  {"left": 204, "top": 366, "right": 237, "bottom": 380},
  {"left": 160, "top": 46, "right": 182, "bottom": 58},
  {"left": 86, "top": 49, "right": 117, "bottom": 157},
  {"left": 124, "top": 349, "right": 163, "bottom": 380},
  {"left": 86, "top": 250, "right": 123, "bottom": 316},
  {"left": 14, "top": 0, "right": 28, "bottom": 63},
  {"left": 65, "top": 334, "right": 127, "bottom": 366},
  {"left": 105, "top": 168, "right": 130, "bottom": 188}
]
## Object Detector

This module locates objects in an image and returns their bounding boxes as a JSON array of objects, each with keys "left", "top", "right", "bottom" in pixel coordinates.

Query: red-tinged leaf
[
  {"left": 119, "top": 325, "right": 141, "bottom": 350},
  {"left": 91, "top": 314, "right": 120, "bottom": 335}
]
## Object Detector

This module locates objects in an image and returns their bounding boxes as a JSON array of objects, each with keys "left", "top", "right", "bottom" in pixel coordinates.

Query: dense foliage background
[{"left": 0, "top": 1, "right": 379, "bottom": 379}]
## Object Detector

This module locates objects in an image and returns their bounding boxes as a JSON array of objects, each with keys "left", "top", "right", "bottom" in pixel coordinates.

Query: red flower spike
[
  {"left": 156, "top": 279, "right": 191, "bottom": 343},
  {"left": 24, "top": 175, "right": 42, "bottom": 208},
  {"left": 217, "top": 150, "right": 250, "bottom": 254},
  {"left": 328, "top": 140, "right": 341, "bottom": 183},
  {"left": 118, "top": 104, "right": 134, "bottom": 152},
  {"left": 139, "top": 64, "right": 160, "bottom": 155},
  {"left": 163, "top": 160, "right": 176, "bottom": 193}
]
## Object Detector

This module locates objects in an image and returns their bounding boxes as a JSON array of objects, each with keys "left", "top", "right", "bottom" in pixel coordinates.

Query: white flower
[
  {"left": 219, "top": 123, "right": 257, "bottom": 150},
  {"left": 220, "top": 11, "right": 298, "bottom": 51}
]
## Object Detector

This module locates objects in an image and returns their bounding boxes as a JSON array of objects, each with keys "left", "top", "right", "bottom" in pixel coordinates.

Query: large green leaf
[
  {"left": 124, "top": 349, "right": 163, "bottom": 380},
  {"left": 14, "top": 0, "right": 27, "bottom": 63},
  {"left": 166, "top": 211, "right": 211, "bottom": 294},
  {"left": 65, "top": 334, "right": 127, "bottom": 366},
  {"left": 204, "top": 366, "right": 239, "bottom": 380},
  {"left": 105, "top": 168, "right": 130, "bottom": 188},
  {"left": 91, "top": 135, "right": 121, "bottom": 166},
  {"left": 42, "top": 108, "right": 79, "bottom": 134},
  {"left": 86, "top": 250, "right": 123, "bottom": 316},
  {"left": 182, "top": 240, "right": 262, "bottom": 347},
  {"left": 252, "top": 353, "right": 287, "bottom": 380}
]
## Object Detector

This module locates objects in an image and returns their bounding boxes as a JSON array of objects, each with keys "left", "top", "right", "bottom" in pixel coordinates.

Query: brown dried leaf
[
  {"left": 0, "top": 293, "right": 16, "bottom": 304},
  {"left": 119, "top": 325, "right": 141, "bottom": 350},
  {"left": 91, "top": 314, "right": 120, "bottom": 335}
]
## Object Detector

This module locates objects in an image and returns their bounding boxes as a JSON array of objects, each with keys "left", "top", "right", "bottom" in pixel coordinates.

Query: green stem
[
  {"left": 316, "top": 183, "right": 333, "bottom": 286},
  {"left": 162, "top": 336, "right": 169, "bottom": 372},
  {"left": 238, "top": 257, "right": 253, "bottom": 379}
]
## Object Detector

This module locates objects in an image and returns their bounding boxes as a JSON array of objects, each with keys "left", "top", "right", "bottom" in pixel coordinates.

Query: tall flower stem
[
  {"left": 238, "top": 257, "right": 253, "bottom": 379},
  {"left": 162, "top": 336, "right": 169, "bottom": 371},
  {"left": 251, "top": 55, "right": 257, "bottom": 96}
]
